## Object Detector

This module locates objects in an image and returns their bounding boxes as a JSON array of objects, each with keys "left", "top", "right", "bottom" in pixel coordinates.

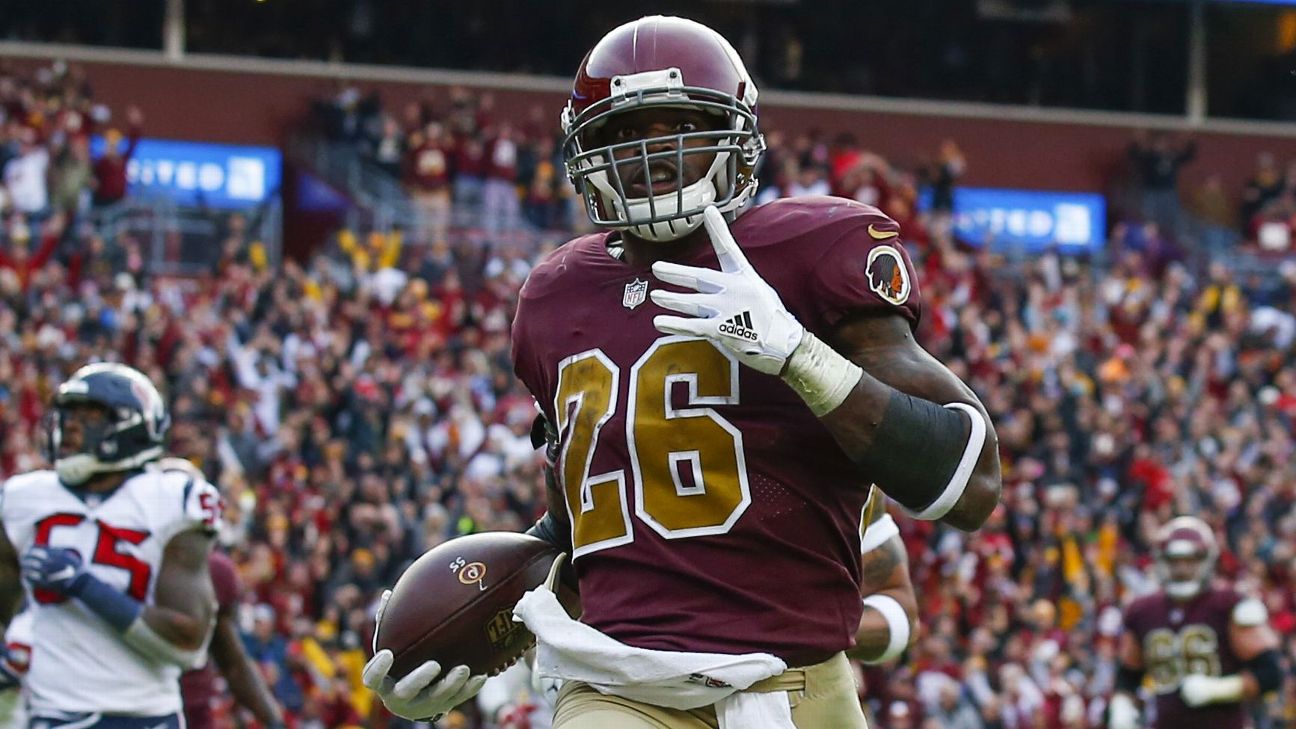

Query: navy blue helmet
[{"left": 46, "top": 363, "right": 169, "bottom": 486}]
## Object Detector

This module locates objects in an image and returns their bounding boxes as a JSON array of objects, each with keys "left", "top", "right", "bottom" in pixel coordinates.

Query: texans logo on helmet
[{"left": 866, "top": 246, "right": 910, "bottom": 306}]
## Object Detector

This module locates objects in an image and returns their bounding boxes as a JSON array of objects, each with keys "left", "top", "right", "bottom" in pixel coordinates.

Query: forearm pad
[
  {"left": 122, "top": 616, "right": 205, "bottom": 670},
  {"left": 70, "top": 573, "right": 144, "bottom": 632},
  {"left": 1245, "top": 649, "right": 1283, "bottom": 694},
  {"left": 866, "top": 394, "right": 984, "bottom": 520}
]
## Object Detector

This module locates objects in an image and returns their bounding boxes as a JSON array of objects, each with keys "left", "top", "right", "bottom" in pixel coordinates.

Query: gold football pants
[{"left": 552, "top": 651, "right": 868, "bottom": 729}]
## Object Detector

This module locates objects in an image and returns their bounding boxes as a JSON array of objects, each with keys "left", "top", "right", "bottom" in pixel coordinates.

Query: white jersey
[{"left": 0, "top": 468, "right": 220, "bottom": 716}]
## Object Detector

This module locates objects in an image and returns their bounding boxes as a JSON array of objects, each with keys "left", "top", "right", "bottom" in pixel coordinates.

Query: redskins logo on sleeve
[{"left": 865, "top": 246, "right": 911, "bottom": 307}]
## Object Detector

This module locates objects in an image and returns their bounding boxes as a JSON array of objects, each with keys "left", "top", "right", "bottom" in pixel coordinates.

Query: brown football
[{"left": 375, "top": 532, "right": 562, "bottom": 680}]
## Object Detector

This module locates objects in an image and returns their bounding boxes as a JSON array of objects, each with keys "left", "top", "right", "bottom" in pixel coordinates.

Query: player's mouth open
[{"left": 627, "top": 162, "right": 681, "bottom": 196}]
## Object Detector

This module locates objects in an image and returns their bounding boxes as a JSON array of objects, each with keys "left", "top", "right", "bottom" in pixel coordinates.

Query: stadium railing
[{"left": 85, "top": 195, "right": 282, "bottom": 276}]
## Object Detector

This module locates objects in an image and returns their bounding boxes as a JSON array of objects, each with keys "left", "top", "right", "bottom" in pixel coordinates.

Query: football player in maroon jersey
[
  {"left": 849, "top": 487, "right": 919, "bottom": 666},
  {"left": 180, "top": 550, "right": 285, "bottom": 729},
  {"left": 1110, "top": 516, "right": 1282, "bottom": 729},
  {"left": 156, "top": 458, "right": 285, "bottom": 729},
  {"left": 366, "top": 15, "right": 998, "bottom": 728}
]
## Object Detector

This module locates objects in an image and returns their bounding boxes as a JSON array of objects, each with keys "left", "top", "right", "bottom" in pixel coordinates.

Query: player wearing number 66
[
  {"left": 1109, "top": 516, "right": 1282, "bottom": 729},
  {"left": 0, "top": 363, "right": 222, "bottom": 729},
  {"left": 363, "top": 15, "right": 1002, "bottom": 729}
]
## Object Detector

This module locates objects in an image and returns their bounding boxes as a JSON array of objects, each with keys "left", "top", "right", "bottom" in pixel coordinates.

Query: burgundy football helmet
[
  {"left": 1154, "top": 516, "right": 1218, "bottom": 600},
  {"left": 560, "top": 15, "right": 765, "bottom": 242}
]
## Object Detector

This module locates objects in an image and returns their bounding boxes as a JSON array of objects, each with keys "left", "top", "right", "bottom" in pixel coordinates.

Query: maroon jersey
[
  {"left": 407, "top": 141, "right": 450, "bottom": 191},
  {"left": 1124, "top": 587, "right": 1249, "bottom": 729},
  {"left": 512, "top": 196, "right": 921, "bottom": 664},
  {"left": 181, "top": 550, "right": 243, "bottom": 729}
]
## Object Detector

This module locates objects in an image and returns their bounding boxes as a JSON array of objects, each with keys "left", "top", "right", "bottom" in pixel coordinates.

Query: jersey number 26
[{"left": 555, "top": 338, "right": 751, "bottom": 558}]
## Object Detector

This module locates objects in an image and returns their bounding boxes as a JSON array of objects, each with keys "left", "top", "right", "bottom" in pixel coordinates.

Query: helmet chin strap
[
  {"left": 627, "top": 210, "right": 705, "bottom": 242},
  {"left": 55, "top": 453, "right": 102, "bottom": 487},
  {"left": 56, "top": 446, "right": 164, "bottom": 488}
]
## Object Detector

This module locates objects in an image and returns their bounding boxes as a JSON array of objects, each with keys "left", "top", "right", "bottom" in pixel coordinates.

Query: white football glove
[
  {"left": 650, "top": 206, "right": 805, "bottom": 375},
  {"left": 1107, "top": 693, "right": 1139, "bottom": 729},
  {"left": 362, "top": 589, "right": 488, "bottom": 721},
  {"left": 1180, "top": 673, "right": 1244, "bottom": 707}
]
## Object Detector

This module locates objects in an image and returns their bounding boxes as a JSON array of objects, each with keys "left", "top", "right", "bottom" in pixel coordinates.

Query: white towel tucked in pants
[{"left": 513, "top": 588, "right": 796, "bottom": 729}]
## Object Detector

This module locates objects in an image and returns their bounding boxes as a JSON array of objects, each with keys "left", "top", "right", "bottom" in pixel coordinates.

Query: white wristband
[
  {"left": 859, "top": 513, "right": 900, "bottom": 555},
  {"left": 860, "top": 594, "right": 910, "bottom": 664},
  {"left": 781, "top": 331, "right": 863, "bottom": 417}
]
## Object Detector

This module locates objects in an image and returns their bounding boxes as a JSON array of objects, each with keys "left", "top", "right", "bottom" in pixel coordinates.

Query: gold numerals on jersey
[
  {"left": 553, "top": 338, "right": 750, "bottom": 557},
  {"left": 554, "top": 350, "right": 631, "bottom": 554},
  {"left": 1145, "top": 624, "right": 1223, "bottom": 694}
]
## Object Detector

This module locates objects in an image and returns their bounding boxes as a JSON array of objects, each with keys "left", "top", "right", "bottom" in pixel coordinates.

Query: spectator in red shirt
[
  {"left": 453, "top": 136, "right": 487, "bottom": 218},
  {"left": 482, "top": 122, "right": 521, "bottom": 233},
  {"left": 406, "top": 122, "right": 452, "bottom": 244},
  {"left": 91, "top": 105, "right": 142, "bottom": 207},
  {"left": 0, "top": 213, "right": 62, "bottom": 292}
]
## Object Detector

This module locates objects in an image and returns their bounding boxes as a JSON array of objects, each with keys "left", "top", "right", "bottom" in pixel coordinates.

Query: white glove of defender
[
  {"left": 362, "top": 589, "right": 488, "bottom": 720},
  {"left": 1180, "top": 673, "right": 1244, "bottom": 708},
  {"left": 651, "top": 206, "right": 805, "bottom": 375}
]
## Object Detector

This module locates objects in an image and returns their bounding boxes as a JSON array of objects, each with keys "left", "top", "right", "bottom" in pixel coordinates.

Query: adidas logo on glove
[{"left": 718, "top": 311, "right": 759, "bottom": 342}]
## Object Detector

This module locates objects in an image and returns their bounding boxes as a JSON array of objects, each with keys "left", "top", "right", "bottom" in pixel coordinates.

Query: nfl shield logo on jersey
[{"left": 623, "top": 278, "right": 649, "bottom": 309}]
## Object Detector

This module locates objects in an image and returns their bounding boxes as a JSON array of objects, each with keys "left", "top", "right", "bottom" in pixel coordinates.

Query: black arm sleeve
[
  {"left": 526, "top": 410, "right": 578, "bottom": 596},
  {"left": 1116, "top": 664, "right": 1144, "bottom": 693},
  {"left": 530, "top": 413, "right": 551, "bottom": 450},
  {"left": 524, "top": 498, "right": 579, "bottom": 595},
  {"left": 527, "top": 411, "right": 570, "bottom": 553},
  {"left": 525, "top": 506, "right": 571, "bottom": 555},
  {"left": 862, "top": 391, "right": 970, "bottom": 514},
  {"left": 1244, "top": 649, "right": 1283, "bottom": 694}
]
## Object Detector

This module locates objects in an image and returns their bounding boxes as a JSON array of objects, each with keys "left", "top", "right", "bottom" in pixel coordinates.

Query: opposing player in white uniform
[{"left": 0, "top": 363, "right": 221, "bottom": 729}]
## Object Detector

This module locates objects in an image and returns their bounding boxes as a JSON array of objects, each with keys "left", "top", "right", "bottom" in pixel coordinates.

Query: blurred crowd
[
  {"left": 859, "top": 244, "right": 1296, "bottom": 729},
  {"left": 306, "top": 82, "right": 976, "bottom": 253},
  {"left": 5, "top": 65, "right": 1296, "bottom": 729},
  {"left": 309, "top": 85, "right": 578, "bottom": 239},
  {"left": 0, "top": 60, "right": 144, "bottom": 226},
  {"left": 0, "top": 60, "right": 172, "bottom": 304}
]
